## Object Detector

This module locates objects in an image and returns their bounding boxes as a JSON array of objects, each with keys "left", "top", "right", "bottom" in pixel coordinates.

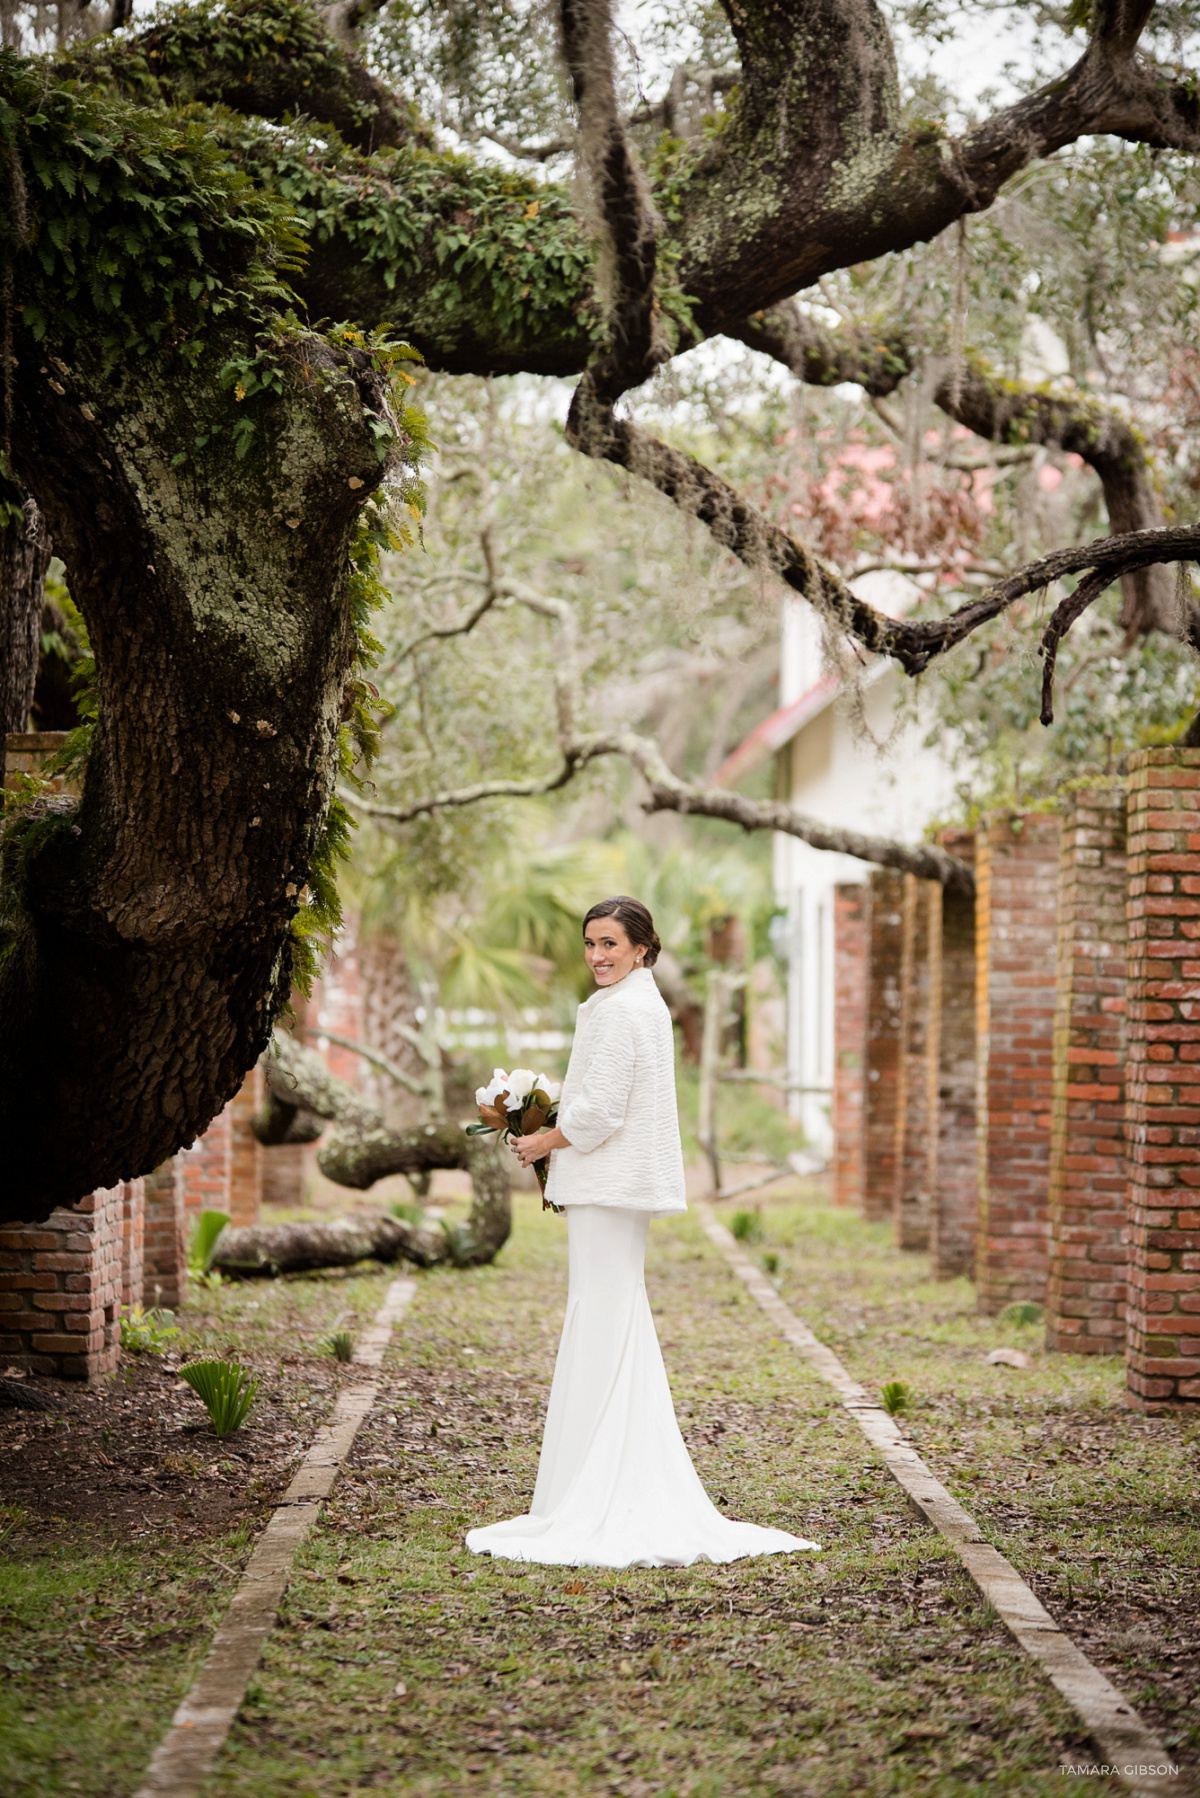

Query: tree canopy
[{"left": 1, "top": 0, "right": 1199, "bottom": 1217}]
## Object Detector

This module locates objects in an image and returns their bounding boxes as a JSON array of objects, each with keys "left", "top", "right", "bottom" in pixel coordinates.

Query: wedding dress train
[{"left": 466, "top": 1205, "right": 821, "bottom": 1568}]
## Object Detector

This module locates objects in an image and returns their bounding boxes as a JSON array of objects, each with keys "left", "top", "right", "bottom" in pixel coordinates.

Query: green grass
[
  {"left": 0, "top": 1516, "right": 257, "bottom": 1798},
  {"left": 203, "top": 1192, "right": 1115, "bottom": 1797},
  {"left": 736, "top": 1182, "right": 1200, "bottom": 1768},
  {"left": 8, "top": 1179, "right": 1192, "bottom": 1795}
]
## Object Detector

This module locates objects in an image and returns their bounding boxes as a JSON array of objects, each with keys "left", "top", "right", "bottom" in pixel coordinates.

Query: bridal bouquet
[{"left": 469, "top": 1068, "right": 563, "bottom": 1212}]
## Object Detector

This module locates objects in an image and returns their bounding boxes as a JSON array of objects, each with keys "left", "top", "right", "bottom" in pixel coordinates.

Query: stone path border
[
  {"left": 697, "top": 1203, "right": 1188, "bottom": 1798},
  {"left": 132, "top": 1274, "right": 415, "bottom": 1798}
]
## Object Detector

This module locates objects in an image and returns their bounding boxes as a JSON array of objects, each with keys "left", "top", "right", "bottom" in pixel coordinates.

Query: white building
[{"left": 717, "top": 576, "right": 959, "bottom": 1158}]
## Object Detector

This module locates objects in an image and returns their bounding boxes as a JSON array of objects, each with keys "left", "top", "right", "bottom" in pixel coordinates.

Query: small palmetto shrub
[
  {"left": 187, "top": 1209, "right": 231, "bottom": 1286},
  {"left": 320, "top": 1330, "right": 355, "bottom": 1363},
  {"left": 179, "top": 1359, "right": 260, "bottom": 1436},
  {"left": 119, "top": 1305, "right": 179, "bottom": 1354},
  {"left": 730, "top": 1208, "right": 763, "bottom": 1244},
  {"left": 999, "top": 1301, "right": 1043, "bottom": 1326},
  {"left": 881, "top": 1380, "right": 912, "bottom": 1416}
]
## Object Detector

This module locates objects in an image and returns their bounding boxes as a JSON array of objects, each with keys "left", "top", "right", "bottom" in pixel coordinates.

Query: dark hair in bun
[{"left": 582, "top": 895, "right": 662, "bottom": 967}]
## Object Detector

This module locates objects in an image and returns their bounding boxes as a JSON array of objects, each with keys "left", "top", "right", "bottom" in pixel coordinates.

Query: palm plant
[{"left": 179, "top": 1360, "right": 260, "bottom": 1436}]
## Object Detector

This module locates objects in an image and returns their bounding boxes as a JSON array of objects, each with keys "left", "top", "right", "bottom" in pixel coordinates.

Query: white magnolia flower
[
  {"left": 476, "top": 1070, "right": 510, "bottom": 1107},
  {"left": 505, "top": 1068, "right": 537, "bottom": 1102},
  {"left": 540, "top": 1078, "right": 562, "bottom": 1104}
]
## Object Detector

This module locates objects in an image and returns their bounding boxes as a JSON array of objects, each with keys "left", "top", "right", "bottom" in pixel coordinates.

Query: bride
[{"left": 465, "top": 895, "right": 820, "bottom": 1569}]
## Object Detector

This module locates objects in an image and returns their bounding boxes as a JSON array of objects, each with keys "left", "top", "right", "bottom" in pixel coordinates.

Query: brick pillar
[
  {"left": 120, "top": 1178, "right": 145, "bottom": 1313},
  {"left": 863, "top": 870, "right": 905, "bottom": 1222},
  {"left": 929, "top": 833, "right": 978, "bottom": 1279},
  {"left": 1046, "top": 788, "right": 1128, "bottom": 1355},
  {"left": 143, "top": 1158, "right": 188, "bottom": 1309},
  {"left": 228, "top": 1063, "right": 264, "bottom": 1228},
  {"left": 262, "top": 1142, "right": 309, "bottom": 1208},
  {"left": 832, "top": 882, "right": 869, "bottom": 1210},
  {"left": 181, "top": 1103, "right": 232, "bottom": 1220},
  {"left": 895, "top": 874, "right": 936, "bottom": 1250},
  {"left": 0, "top": 1183, "right": 123, "bottom": 1378},
  {"left": 3, "top": 730, "right": 70, "bottom": 793},
  {"left": 312, "top": 922, "right": 363, "bottom": 1086},
  {"left": 1125, "top": 748, "right": 1200, "bottom": 1410},
  {"left": 975, "top": 812, "right": 1062, "bottom": 1314}
]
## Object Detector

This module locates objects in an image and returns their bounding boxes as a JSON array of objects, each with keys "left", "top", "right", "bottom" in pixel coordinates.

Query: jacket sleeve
[{"left": 556, "top": 1005, "right": 638, "bottom": 1154}]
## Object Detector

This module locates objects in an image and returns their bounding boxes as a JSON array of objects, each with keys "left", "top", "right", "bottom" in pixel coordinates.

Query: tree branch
[{"left": 559, "top": 0, "right": 665, "bottom": 402}]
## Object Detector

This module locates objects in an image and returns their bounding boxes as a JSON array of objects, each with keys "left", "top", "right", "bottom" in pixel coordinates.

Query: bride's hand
[
  {"left": 510, "top": 1131, "right": 546, "bottom": 1169},
  {"left": 510, "top": 1126, "right": 567, "bottom": 1168}
]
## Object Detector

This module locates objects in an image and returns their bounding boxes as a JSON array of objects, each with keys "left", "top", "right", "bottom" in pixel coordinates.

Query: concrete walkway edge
[
  {"left": 696, "top": 1203, "right": 1188, "bottom": 1798},
  {"left": 131, "top": 1274, "right": 416, "bottom": 1798}
]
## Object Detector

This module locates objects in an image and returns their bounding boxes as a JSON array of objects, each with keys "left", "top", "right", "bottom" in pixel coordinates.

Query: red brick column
[
  {"left": 143, "top": 1158, "right": 188, "bottom": 1309},
  {"left": 262, "top": 1143, "right": 309, "bottom": 1208},
  {"left": 120, "top": 1178, "right": 145, "bottom": 1313},
  {"left": 895, "top": 874, "right": 936, "bottom": 1250},
  {"left": 0, "top": 1183, "right": 124, "bottom": 1378},
  {"left": 181, "top": 1103, "right": 231, "bottom": 1220},
  {"left": 832, "top": 883, "right": 869, "bottom": 1210},
  {"left": 975, "top": 812, "right": 1062, "bottom": 1314},
  {"left": 311, "top": 923, "right": 363, "bottom": 1087},
  {"left": 863, "top": 869, "right": 905, "bottom": 1223},
  {"left": 1125, "top": 748, "right": 1200, "bottom": 1410},
  {"left": 930, "top": 832, "right": 978, "bottom": 1278},
  {"left": 1047, "top": 788, "right": 1128, "bottom": 1355},
  {"left": 228, "top": 1063, "right": 264, "bottom": 1228}
]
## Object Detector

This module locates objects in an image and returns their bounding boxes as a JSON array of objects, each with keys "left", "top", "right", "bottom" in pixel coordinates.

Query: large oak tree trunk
[
  {"left": 0, "top": 327, "right": 398, "bottom": 1221},
  {"left": 0, "top": 495, "right": 50, "bottom": 735}
]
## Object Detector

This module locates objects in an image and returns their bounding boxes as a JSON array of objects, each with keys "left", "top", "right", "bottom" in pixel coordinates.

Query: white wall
[{"left": 773, "top": 590, "right": 959, "bottom": 1155}]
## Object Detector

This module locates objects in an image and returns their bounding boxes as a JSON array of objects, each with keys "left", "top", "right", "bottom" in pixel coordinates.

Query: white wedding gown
[{"left": 466, "top": 1206, "right": 821, "bottom": 1568}]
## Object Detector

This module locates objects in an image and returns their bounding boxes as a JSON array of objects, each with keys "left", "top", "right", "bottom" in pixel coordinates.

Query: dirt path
[{"left": 200, "top": 1190, "right": 1132, "bottom": 1798}]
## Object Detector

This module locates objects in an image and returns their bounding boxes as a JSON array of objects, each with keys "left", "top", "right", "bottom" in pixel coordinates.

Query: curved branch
[
  {"left": 64, "top": 0, "right": 426, "bottom": 154},
  {"left": 559, "top": 0, "right": 665, "bottom": 401},
  {"left": 249, "top": 1031, "right": 511, "bottom": 1267},
  {"left": 733, "top": 310, "right": 1189, "bottom": 639}
]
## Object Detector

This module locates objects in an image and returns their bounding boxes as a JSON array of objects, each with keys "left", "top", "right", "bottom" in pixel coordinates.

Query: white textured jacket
[{"left": 543, "top": 966, "right": 687, "bottom": 1217}]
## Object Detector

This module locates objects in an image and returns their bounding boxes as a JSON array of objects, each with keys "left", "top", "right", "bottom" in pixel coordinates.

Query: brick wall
[
  {"left": 1125, "top": 748, "right": 1200, "bottom": 1410},
  {"left": 0, "top": 1182, "right": 128, "bottom": 1378},
  {"left": 864, "top": 870, "right": 905, "bottom": 1223},
  {"left": 1046, "top": 788, "right": 1128, "bottom": 1355},
  {"left": 262, "top": 1142, "right": 309, "bottom": 1208},
  {"left": 832, "top": 883, "right": 869, "bottom": 1210},
  {"left": 975, "top": 812, "right": 1062, "bottom": 1314},
  {"left": 120, "top": 1178, "right": 145, "bottom": 1313},
  {"left": 311, "top": 924, "right": 363, "bottom": 1087},
  {"left": 895, "top": 874, "right": 936, "bottom": 1251},
  {"left": 180, "top": 1102, "right": 231, "bottom": 1220},
  {"left": 930, "top": 831, "right": 978, "bottom": 1279},
  {"left": 143, "top": 1158, "right": 187, "bottom": 1310},
  {"left": 3, "top": 730, "right": 70, "bottom": 794},
  {"left": 228, "top": 1063, "right": 264, "bottom": 1228}
]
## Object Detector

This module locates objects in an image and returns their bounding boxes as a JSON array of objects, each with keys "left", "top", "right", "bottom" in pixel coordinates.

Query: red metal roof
[{"left": 713, "top": 674, "right": 839, "bottom": 788}]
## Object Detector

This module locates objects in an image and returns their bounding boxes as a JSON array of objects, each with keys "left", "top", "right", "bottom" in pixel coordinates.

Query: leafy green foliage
[
  {"left": 0, "top": 45, "right": 304, "bottom": 369},
  {"left": 318, "top": 1329, "right": 355, "bottom": 1362},
  {"left": 118, "top": 1305, "right": 180, "bottom": 1354},
  {"left": 880, "top": 1379, "right": 912, "bottom": 1416},
  {"left": 187, "top": 1208, "right": 230, "bottom": 1276},
  {"left": 178, "top": 1358, "right": 260, "bottom": 1436},
  {"left": 729, "top": 1207, "right": 763, "bottom": 1244}
]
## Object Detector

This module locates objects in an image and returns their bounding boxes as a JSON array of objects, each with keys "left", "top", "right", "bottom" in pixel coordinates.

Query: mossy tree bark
[
  {"left": 0, "top": 324, "right": 396, "bottom": 1219},
  {"left": 224, "top": 1030, "right": 512, "bottom": 1270},
  {"left": 0, "top": 496, "right": 50, "bottom": 735}
]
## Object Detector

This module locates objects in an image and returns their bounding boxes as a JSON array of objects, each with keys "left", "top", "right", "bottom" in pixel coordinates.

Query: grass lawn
[
  {"left": 204, "top": 1183, "right": 1135, "bottom": 1798},
  {"left": 3, "top": 1174, "right": 1193, "bottom": 1796}
]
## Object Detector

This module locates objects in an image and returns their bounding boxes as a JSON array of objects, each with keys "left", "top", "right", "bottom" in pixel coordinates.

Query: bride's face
[{"left": 583, "top": 917, "right": 643, "bottom": 987}]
